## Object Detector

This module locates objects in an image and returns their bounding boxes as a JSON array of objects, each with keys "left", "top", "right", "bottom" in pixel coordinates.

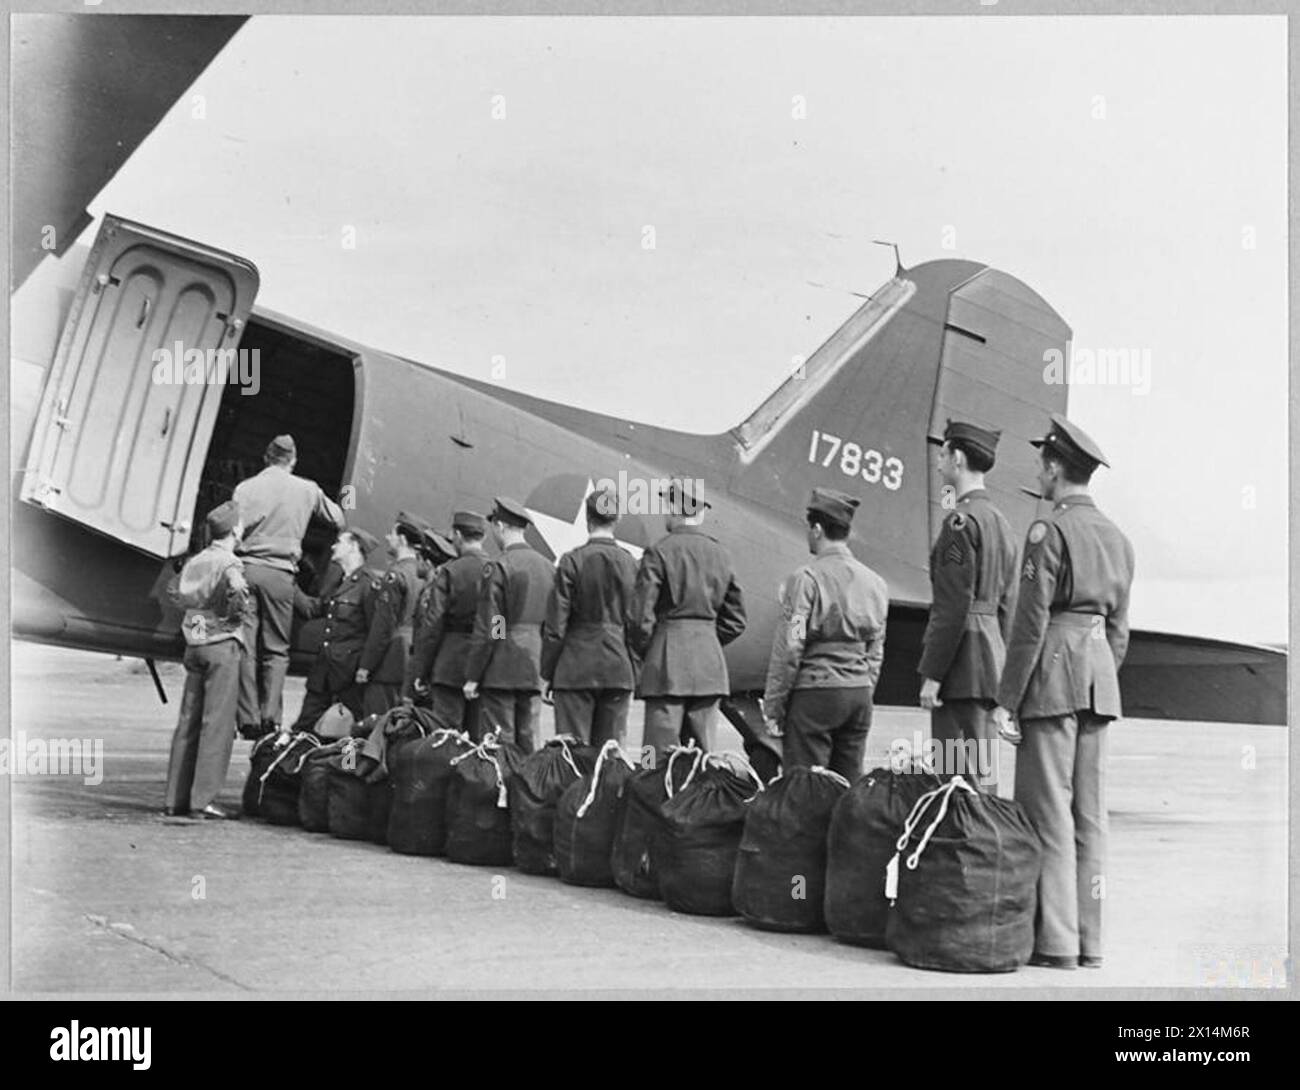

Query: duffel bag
[
  {"left": 445, "top": 734, "right": 527, "bottom": 866},
  {"left": 611, "top": 743, "right": 703, "bottom": 899},
  {"left": 326, "top": 738, "right": 390, "bottom": 843},
  {"left": 510, "top": 735, "right": 598, "bottom": 875},
  {"left": 387, "top": 729, "right": 473, "bottom": 856},
  {"left": 299, "top": 739, "right": 352, "bottom": 832},
  {"left": 654, "top": 752, "right": 764, "bottom": 917},
  {"left": 242, "top": 731, "right": 322, "bottom": 825},
  {"left": 885, "top": 776, "right": 1043, "bottom": 973},
  {"left": 824, "top": 765, "right": 944, "bottom": 947},
  {"left": 733, "top": 765, "right": 850, "bottom": 932},
  {"left": 363, "top": 703, "right": 439, "bottom": 778},
  {"left": 554, "top": 740, "right": 637, "bottom": 887}
]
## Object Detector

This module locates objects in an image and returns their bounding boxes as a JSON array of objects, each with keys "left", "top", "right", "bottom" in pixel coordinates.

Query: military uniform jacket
[
  {"left": 359, "top": 555, "right": 422, "bottom": 684},
  {"left": 540, "top": 536, "right": 638, "bottom": 690},
  {"left": 409, "top": 551, "right": 488, "bottom": 689},
  {"left": 465, "top": 543, "right": 555, "bottom": 690},
  {"left": 763, "top": 543, "right": 889, "bottom": 723},
  {"left": 632, "top": 525, "right": 747, "bottom": 698},
  {"left": 233, "top": 464, "right": 346, "bottom": 572},
  {"left": 997, "top": 494, "right": 1135, "bottom": 721},
  {"left": 295, "top": 565, "right": 379, "bottom": 693},
  {"left": 917, "top": 488, "right": 1019, "bottom": 701}
]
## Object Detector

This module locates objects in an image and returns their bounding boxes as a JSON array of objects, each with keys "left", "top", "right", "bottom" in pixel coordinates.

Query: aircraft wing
[
  {"left": 11, "top": 14, "right": 247, "bottom": 288},
  {"left": 1118, "top": 631, "right": 1287, "bottom": 725}
]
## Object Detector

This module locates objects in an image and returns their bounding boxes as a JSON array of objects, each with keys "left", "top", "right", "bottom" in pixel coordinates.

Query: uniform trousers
[
  {"left": 1014, "top": 711, "right": 1109, "bottom": 961},
  {"left": 238, "top": 563, "right": 295, "bottom": 728},
  {"left": 642, "top": 696, "right": 719, "bottom": 756},
  {"left": 781, "top": 686, "right": 873, "bottom": 781},
  {"left": 552, "top": 688, "right": 631, "bottom": 746},
  {"left": 930, "top": 697, "right": 999, "bottom": 791},
  {"left": 429, "top": 684, "right": 480, "bottom": 738},
  {"left": 479, "top": 689, "right": 541, "bottom": 753},
  {"left": 362, "top": 682, "right": 402, "bottom": 718},
  {"left": 166, "top": 640, "right": 242, "bottom": 812}
]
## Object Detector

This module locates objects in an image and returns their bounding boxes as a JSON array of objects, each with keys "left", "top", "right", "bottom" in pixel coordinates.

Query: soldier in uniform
[
  {"left": 463, "top": 498, "right": 554, "bottom": 753},
  {"left": 163, "top": 501, "right": 250, "bottom": 819},
  {"left": 289, "top": 527, "right": 383, "bottom": 731},
  {"left": 408, "top": 510, "right": 489, "bottom": 736},
  {"left": 540, "top": 487, "right": 639, "bottom": 746},
  {"left": 356, "top": 512, "right": 425, "bottom": 717},
  {"left": 762, "top": 488, "right": 889, "bottom": 780},
  {"left": 918, "top": 420, "right": 1019, "bottom": 791},
  {"left": 632, "top": 480, "right": 746, "bottom": 755},
  {"left": 993, "top": 413, "right": 1135, "bottom": 970},
  {"left": 406, "top": 526, "right": 456, "bottom": 709},
  {"left": 233, "top": 434, "right": 346, "bottom": 737}
]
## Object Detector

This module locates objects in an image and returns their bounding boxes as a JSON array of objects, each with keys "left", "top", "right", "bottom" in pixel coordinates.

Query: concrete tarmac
[{"left": 5, "top": 644, "right": 1289, "bottom": 994}]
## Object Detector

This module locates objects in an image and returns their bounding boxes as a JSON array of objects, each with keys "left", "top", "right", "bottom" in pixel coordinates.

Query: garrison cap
[
  {"left": 490, "top": 497, "right": 533, "bottom": 528},
  {"left": 1030, "top": 412, "right": 1110, "bottom": 470},
  {"left": 206, "top": 500, "right": 241, "bottom": 538},
  {"left": 806, "top": 487, "right": 860, "bottom": 529},
  {"left": 423, "top": 528, "right": 456, "bottom": 561},
  {"left": 346, "top": 527, "right": 381, "bottom": 555},
  {"left": 586, "top": 487, "right": 620, "bottom": 521},
  {"left": 266, "top": 434, "right": 297, "bottom": 461},
  {"left": 659, "top": 478, "right": 711, "bottom": 515},
  {"left": 452, "top": 510, "right": 488, "bottom": 534},
  {"left": 927, "top": 418, "right": 1002, "bottom": 463}
]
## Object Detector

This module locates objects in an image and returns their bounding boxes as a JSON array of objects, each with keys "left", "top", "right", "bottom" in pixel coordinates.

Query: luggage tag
[{"left": 885, "top": 852, "right": 900, "bottom": 904}]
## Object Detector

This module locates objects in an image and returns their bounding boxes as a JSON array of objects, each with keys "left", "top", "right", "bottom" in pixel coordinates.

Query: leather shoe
[
  {"left": 199, "top": 804, "right": 238, "bottom": 821},
  {"left": 1080, "top": 956, "right": 1104, "bottom": 969},
  {"left": 162, "top": 806, "right": 190, "bottom": 818},
  {"left": 1029, "top": 952, "right": 1078, "bottom": 969}
]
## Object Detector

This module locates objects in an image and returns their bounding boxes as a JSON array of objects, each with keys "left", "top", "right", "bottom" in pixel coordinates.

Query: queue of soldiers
[{"left": 164, "top": 412, "right": 1133, "bottom": 972}]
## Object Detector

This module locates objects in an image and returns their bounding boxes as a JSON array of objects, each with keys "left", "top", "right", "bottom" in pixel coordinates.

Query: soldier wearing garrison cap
[
  {"left": 232, "top": 433, "right": 346, "bottom": 739},
  {"left": 291, "top": 526, "right": 383, "bottom": 731},
  {"left": 162, "top": 501, "right": 250, "bottom": 819},
  {"left": 918, "top": 419, "right": 1020, "bottom": 791},
  {"left": 408, "top": 510, "right": 490, "bottom": 735},
  {"left": 356, "top": 511, "right": 426, "bottom": 716},
  {"left": 993, "top": 412, "right": 1135, "bottom": 970},
  {"left": 762, "top": 488, "right": 889, "bottom": 779},
  {"left": 632, "top": 478, "right": 746, "bottom": 755},
  {"left": 464, "top": 498, "right": 555, "bottom": 752},
  {"left": 541, "top": 487, "right": 639, "bottom": 746}
]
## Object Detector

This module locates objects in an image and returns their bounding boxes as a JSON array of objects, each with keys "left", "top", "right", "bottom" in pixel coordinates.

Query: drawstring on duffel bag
[
  {"left": 576, "top": 740, "right": 635, "bottom": 819},
  {"left": 257, "top": 732, "right": 321, "bottom": 806},
  {"left": 664, "top": 741, "right": 703, "bottom": 799},
  {"left": 702, "top": 751, "right": 766, "bottom": 798},
  {"left": 450, "top": 732, "right": 509, "bottom": 808},
  {"left": 884, "top": 775, "right": 978, "bottom": 904},
  {"left": 547, "top": 734, "right": 583, "bottom": 780}
]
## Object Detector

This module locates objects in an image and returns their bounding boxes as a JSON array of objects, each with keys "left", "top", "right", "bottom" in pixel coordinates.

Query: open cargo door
[{"left": 20, "top": 214, "right": 259, "bottom": 556}]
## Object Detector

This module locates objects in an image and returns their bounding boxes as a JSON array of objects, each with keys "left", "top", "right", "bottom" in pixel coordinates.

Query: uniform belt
[
  {"left": 395, "top": 624, "right": 414, "bottom": 638},
  {"left": 807, "top": 638, "right": 867, "bottom": 652},
  {"left": 570, "top": 622, "right": 625, "bottom": 632},
  {"left": 1048, "top": 610, "right": 1104, "bottom": 628},
  {"left": 967, "top": 603, "right": 998, "bottom": 616}
]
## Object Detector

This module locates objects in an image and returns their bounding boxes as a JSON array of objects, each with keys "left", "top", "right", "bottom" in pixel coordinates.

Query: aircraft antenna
[{"left": 872, "top": 239, "right": 905, "bottom": 275}]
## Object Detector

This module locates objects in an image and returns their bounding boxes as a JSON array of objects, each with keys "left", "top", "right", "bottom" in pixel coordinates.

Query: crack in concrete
[{"left": 85, "top": 914, "right": 252, "bottom": 991}]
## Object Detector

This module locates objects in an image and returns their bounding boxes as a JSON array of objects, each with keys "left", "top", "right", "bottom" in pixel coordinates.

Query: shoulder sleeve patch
[
  {"left": 483, "top": 561, "right": 496, "bottom": 579},
  {"left": 948, "top": 512, "right": 968, "bottom": 533},
  {"left": 1028, "top": 521, "right": 1049, "bottom": 546}
]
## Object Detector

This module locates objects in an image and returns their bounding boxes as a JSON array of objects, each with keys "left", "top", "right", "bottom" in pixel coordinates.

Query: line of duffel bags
[{"left": 243, "top": 704, "right": 1045, "bottom": 973}]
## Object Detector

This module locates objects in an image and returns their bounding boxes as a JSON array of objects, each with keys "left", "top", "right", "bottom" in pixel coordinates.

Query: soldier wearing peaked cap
[
  {"left": 541, "top": 488, "right": 639, "bottom": 747},
  {"left": 632, "top": 478, "right": 746, "bottom": 755},
  {"left": 918, "top": 420, "right": 1020, "bottom": 791},
  {"left": 405, "top": 525, "right": 457, "bottom": 709},
  {"left": 356, "top": 512, "right": 426, "bottom": 716},
  {"left": 408, "top": 510, "right": 489, "bottom": 736},
  {"left": 993, "top": 413, "right": 1135, "bottom": 970},
  {"left": 291, "top": 526, "right": 383, "bottom": 731},
  {"left": 233, "top": 434, "right": 347, "bottom": 738},
  {"left": 762, "top": 488, "right": 889, "bottom": 780},
  {"left": 463, "top": 498, "right": 555, "bottom": 752}
]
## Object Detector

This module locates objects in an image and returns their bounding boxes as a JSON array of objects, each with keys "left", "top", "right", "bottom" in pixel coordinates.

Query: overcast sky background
[{"left": 83, "top": 15, "right": 1288, "bottom": 644}]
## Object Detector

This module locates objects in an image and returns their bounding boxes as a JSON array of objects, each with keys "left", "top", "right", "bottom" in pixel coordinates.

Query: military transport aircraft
[{"left": 8, "top": 15, "right": 1287, "bottom": 745}]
